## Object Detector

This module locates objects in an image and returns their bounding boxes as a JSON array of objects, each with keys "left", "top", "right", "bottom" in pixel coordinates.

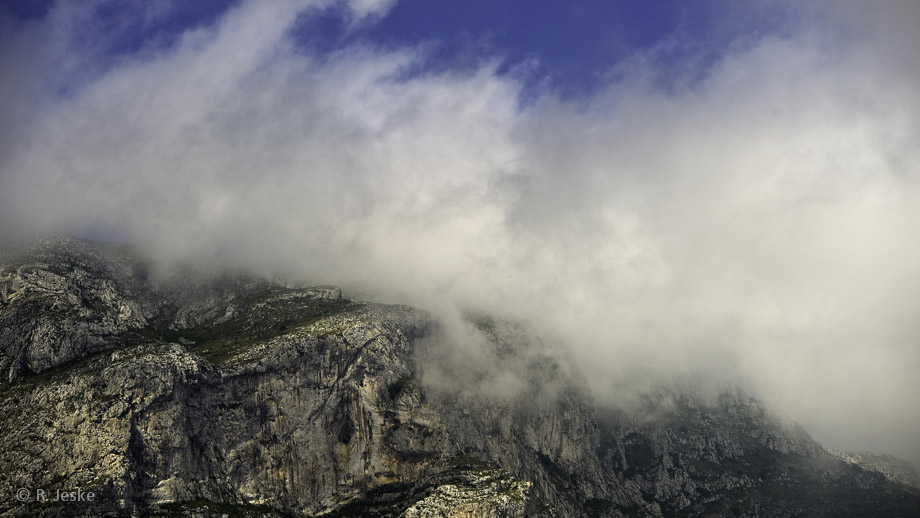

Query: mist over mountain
[{"left": 1, "top": 0, "right": 919, "bottom": 489}]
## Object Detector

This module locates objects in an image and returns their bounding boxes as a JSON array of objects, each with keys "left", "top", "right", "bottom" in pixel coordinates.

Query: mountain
[{"left": 1, "top": 236, "right": 918, "bottom": 517}]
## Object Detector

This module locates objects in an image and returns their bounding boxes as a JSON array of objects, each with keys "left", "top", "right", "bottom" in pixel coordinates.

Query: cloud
[{"left": 1, "top": 0, "right": 918, "bottom": 464}]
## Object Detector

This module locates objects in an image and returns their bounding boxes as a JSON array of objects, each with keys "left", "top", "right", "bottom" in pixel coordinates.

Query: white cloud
[
  {"left": 345, "top": 0, "right": 397, "bottom": 19},
  {"left": 1, "top": 0, "right": 918, "bottom": 464}
]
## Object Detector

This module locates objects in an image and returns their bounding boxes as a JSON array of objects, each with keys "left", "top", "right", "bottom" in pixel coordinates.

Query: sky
[{"left": 1, "top": 0, "right": 919, "bottom": 465}]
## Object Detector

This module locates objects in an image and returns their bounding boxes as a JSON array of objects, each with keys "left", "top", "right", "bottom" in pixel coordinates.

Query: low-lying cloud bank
[{"left": 1, "top": 1, "right": 918, "bottom": 464}]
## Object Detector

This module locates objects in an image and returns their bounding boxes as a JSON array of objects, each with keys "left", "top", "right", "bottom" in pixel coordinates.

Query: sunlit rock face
[
  {"left": 1, "top": 236, "right": 918, "bottom": 517},
  {"left": 0, "top": 236, "right": 159, "bottom": 382}
]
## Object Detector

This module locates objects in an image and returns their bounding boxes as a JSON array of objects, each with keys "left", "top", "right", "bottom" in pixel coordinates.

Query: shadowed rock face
[{"left": 1, "top": 236, "right": 918, "bottom": 517}]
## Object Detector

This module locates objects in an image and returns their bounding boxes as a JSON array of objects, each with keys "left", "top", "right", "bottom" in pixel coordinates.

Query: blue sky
[
  {"left": 349, "top": 0, "right": 794, "bottom": 98},
  {"left": 3, "top": 0, "right": 796, "bottom": 100}
]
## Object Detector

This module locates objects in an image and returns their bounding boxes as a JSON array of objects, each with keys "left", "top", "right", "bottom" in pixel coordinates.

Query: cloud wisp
[{"left": 1, "top": 0, "right": 918, "bottom": 464}]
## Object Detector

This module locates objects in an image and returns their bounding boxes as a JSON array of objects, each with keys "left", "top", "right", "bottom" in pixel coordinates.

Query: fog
[{"left": 1, "top": 0, "right": 918, "bottom": 464}]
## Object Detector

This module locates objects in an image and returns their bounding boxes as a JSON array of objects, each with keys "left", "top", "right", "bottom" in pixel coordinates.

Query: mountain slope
[{"left": 1, "top": 236, "right": 918, "bottom": 517}]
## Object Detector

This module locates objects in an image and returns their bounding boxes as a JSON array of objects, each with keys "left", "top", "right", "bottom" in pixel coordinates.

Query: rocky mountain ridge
[{"left": 1, "top": 236, "right": 918, "bottom": 517}]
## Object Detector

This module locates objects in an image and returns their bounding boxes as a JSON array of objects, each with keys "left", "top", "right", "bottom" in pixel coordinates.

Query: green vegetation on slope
[{"left": 129, "top": 288, "right": 360, "bottom": 365}]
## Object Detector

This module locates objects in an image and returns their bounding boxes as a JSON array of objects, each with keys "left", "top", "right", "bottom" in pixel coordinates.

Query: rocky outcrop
[
  {"left": 0, "top": 236, "right": 159, "bottom": 383},
  {"left": 827, "top": 448, "right": 920, "bottom": 488},
  {"left": 0, "top": 296, "right": 450, "bottom": 516},
  {"left": 1, "top": 236, "right": 919, "bottom": 517}
]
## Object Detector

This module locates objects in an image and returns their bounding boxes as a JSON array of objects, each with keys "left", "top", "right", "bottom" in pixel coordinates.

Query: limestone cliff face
[
  {"left": 0, "top": 237, "right": 523, "bottom": 517},
  {"left": 1, "top": 237, "right": 918, "bottom": 517},
  {"left": 0, "top": 236, "right": 159, "bottom": 382}
]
